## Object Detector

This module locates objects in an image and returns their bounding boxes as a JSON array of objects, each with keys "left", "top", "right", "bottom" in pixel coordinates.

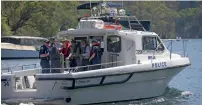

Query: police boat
[{"left": 1, "top": 2, "right": 191, "bottom": 105}]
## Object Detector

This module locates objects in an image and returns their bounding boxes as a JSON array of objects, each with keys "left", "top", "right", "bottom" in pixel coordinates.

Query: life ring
[{"left": 104, "top": 25, "right": 122, "bottom": 30}]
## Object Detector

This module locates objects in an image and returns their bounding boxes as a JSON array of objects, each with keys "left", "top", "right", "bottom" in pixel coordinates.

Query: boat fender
[{"left": 65, "top": 97, "right": 71, "bottom": 103}]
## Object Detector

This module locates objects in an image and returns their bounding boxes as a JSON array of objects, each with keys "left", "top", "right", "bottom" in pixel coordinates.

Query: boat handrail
[
  {"left": 70, "top": 61, "right": 123, "bottom": 73},
  {"left": 127, "top": 15, "right": 132, "bottom": 31},
  {"left": 128, "top": 15, "right": 146, "bottom": 31},
  {"left": 1, "top": 63, "right": 40, "bottom": 73},
  {"left": 151, "top": 37, "right": 164, "bottom": 62},
  {"left": 81, "top": 15, "right": 147, "bottom": 31},
  {"left": 39, "top": 61, "right": 123, "bottom": 73},
  {"left": 150, "top": 38, "right": 189, "bottom": 62},
  {"left": 1, "top": 60, "right": 122, "bottom": 75},
  {"left": 156, "top": 39, "right": 189, "bottom": 60}
]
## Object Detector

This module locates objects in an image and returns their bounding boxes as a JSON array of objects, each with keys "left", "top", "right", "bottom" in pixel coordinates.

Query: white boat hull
[
  {"left": 1, "top": 49, "right": 39, "bottom": 59},
  {"left": 1, "top": 58, "right": 190, "bottom": 105},
  {"left": 62, "top": 66, "right": 185, "bottom": 104}
]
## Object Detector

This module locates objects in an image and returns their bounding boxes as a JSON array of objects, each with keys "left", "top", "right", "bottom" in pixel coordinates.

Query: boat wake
[
  {"left": 95, "top": 87, "right": 193, "bottom": 105},
  {"left": 181, "top": 91, "right": 193, "bottom": 97},
  {"left": 1, "top": 87, "right": 193, "bottom": 105}
]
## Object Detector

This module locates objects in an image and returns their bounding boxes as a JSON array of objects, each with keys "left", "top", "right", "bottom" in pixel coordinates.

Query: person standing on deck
[
  {"left": 70, "top": 40, "right": 80, "bottom": 67},
  {"left": 39, "top": 40, "right": 50, "bottom": 73},
  {"left": 89, "top": 39, "right": 103, "bottom": 70},
  {"left": 49, "top": 38, "right": 61, "bottom": 73},
  {"left": 59, "top": 39, "right": 72, "bottom": 68},
  {"left": 80, "top": 40, "right": 90, "bottom": 71}
]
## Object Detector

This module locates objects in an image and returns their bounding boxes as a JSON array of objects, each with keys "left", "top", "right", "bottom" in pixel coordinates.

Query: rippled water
[{"left": 1, "top": 39, "right": 202, "bottom": 105}]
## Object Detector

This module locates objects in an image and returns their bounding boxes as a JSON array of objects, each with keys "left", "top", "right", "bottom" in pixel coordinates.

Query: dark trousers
[
  {"left": 69, "top": 58, "right": 77, "bottom": 67},
  {"left": 50, "top": 60, "right": 61, "bottom": 73},
  {"left": 82, "top": 59, "right": 89, "bottom": 71},
  {"left": 91, "top": 58, "right": 101, "bottom": 70},
  {"left": 91, "top": 57, "right": 101, "bottom": 70},
  {"left": 40, "top": 60, "right": 50, "bottom": 73}
]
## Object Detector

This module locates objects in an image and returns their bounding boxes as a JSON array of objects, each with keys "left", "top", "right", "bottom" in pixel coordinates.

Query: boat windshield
[{"left": 142, "top": 36, "right": 164, "bottom": 51}]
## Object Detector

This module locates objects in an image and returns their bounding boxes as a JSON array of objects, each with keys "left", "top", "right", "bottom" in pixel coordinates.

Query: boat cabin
[
  {"left": 57, "top": 1, "right": 171, "bottom": 69},
  {"left": 58, "top": 19, "right": 168, "bottom": 67}
]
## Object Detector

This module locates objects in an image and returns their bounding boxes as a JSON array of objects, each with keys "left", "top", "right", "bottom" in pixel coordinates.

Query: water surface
[{"left": 1, "top": 39, "right": 202, "bottom": 105}]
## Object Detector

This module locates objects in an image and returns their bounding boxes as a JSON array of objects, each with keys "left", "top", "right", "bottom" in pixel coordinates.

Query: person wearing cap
[
  {"left": 89, "top": 39, "right": 103, "bottom": 70},
  {"left": 80, "top": 40, "right": 90, "bottom": 71},
  {"left": 49, "top": 37, "right": 61, "bottom": 73},
  {"left": 59, "top": 39, "right": 72, "bottom": 68},
  {"left": 39, "top": 39, "right": 50, "bottom": 73}
]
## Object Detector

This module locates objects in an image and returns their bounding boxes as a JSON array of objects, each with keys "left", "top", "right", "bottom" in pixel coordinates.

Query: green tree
[
  {"left": 1, "top": 1, "right": 202, "bottom": 38},
  {"left": 1, "top": 16, "right": 12, "bottom": 36},
  {"left": 1, "top": 1, "right": 79, "bottom": 37},
  {"left": 124, "top": 1, "right": 178, "bottom": 38}
]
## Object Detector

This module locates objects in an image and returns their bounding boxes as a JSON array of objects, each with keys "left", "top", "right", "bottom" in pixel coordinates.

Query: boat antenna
[
  {"left": 122, "top": 0, "right": 124, "bottom": 9},
  {"left": 90, "top": 0, "right": 92, "bottom": 16}
]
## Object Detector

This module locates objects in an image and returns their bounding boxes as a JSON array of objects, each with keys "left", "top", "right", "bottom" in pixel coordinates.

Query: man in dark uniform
[
  {"left": 39, "top": 40, "right": 50, "bottom": 73},
  {"left": 89, "top": 39, "right": 103, "bottom": 70}
]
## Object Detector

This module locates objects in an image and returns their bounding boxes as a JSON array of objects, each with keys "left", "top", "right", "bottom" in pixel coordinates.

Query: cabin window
[
  {"left": 142, "top": 36, "right": 164, "bottom": 51},
  {"left": 107, "top": 35, "right": 121, "bottom": 53}
]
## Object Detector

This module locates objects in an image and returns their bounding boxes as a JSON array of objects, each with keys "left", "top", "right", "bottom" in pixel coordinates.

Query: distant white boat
[{"left": 1, "top": 36, "right": 47, "bottom": 59}]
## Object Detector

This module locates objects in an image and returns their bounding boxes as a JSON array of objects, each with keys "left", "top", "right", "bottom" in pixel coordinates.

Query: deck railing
[
  {"left": 40, "top": 61, "right": 123, "bottom": 73},
  {"left": 68, "top": 61, "right": 123, "bottom": 73},
  {"left": 1, "top": 61, "right": 123, "bottom": 74},
  {"left": 165, "top": 39, "right": 189, "bottom": 59},
  {"left": 147, "top": 39, "right": 189, "bottom": 63},
  {"left": 1, "top": 63, "right": 41, "bottom": 73}
]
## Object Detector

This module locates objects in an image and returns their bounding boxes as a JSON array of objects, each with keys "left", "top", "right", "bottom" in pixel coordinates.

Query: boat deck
[{"left": 15, "top": 89, "right": 37, "bottom": 92}]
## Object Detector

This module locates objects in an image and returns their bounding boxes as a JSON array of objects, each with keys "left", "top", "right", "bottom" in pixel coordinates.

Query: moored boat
[{"left": 1, "top": 36, "right": 48, "bottom": 59}]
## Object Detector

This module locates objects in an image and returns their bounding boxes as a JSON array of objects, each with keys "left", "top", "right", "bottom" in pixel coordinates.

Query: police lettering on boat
[{"left": 152, "top": 62, "right": 167, "bottom": 68}]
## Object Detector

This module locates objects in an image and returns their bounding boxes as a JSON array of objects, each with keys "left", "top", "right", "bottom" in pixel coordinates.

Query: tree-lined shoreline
[{"left": 1, "top": 1, "right": 202, "bottom": 39}]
